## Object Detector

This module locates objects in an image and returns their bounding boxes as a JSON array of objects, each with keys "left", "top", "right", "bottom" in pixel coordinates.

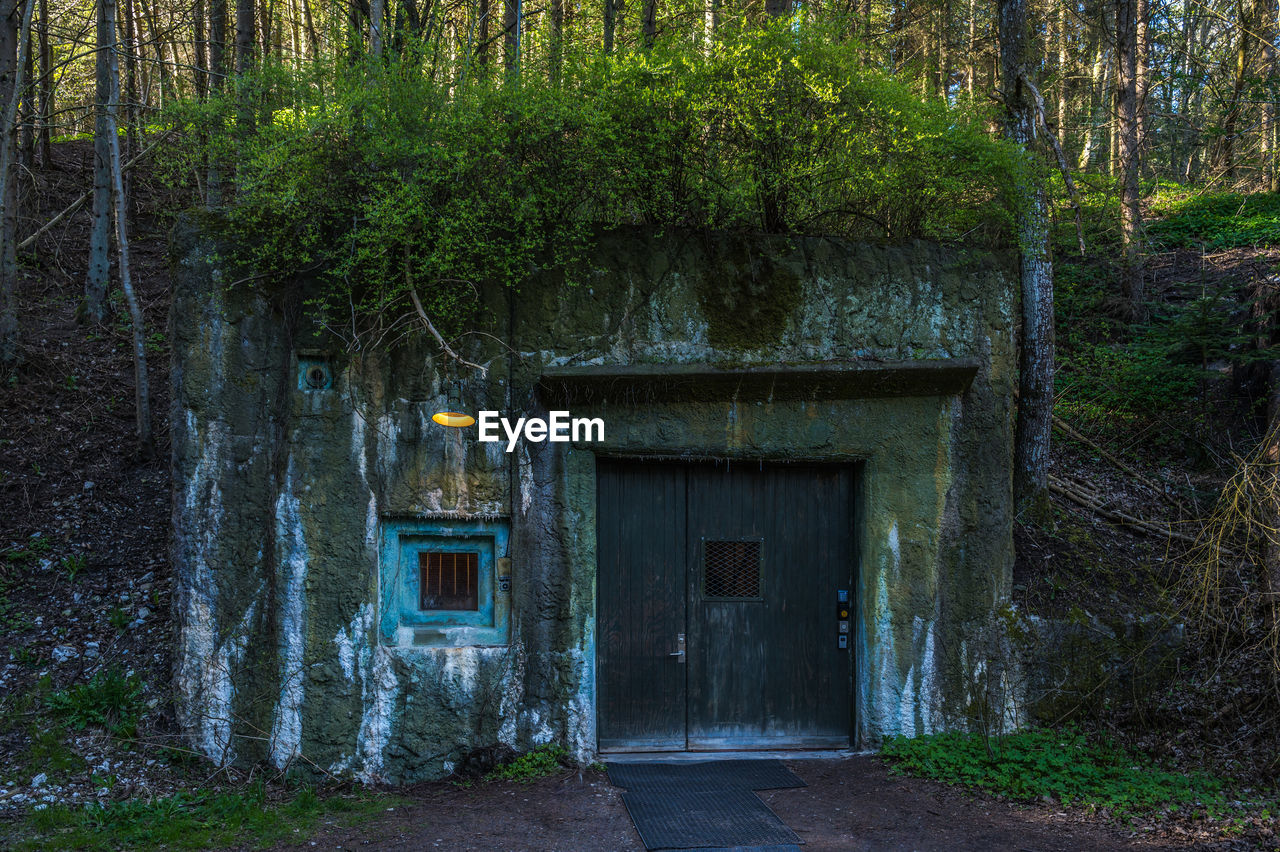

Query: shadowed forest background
[{"left": 3, "top": 0, "right": 1280, "bottom": 846}]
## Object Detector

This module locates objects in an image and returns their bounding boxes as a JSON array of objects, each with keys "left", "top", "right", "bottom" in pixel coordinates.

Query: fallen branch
[
  {"left": 1048, "top": 473, "right": 1202, "bottom": 546},
  {"left": 1052, "top": 415, "right": 1189, "bottom": 512},
  {"left": 18, "top": 131, "right": 172, "bottom": 252},
  {"left": 408, "top": 288, "right": 488, "bottom": 377}
]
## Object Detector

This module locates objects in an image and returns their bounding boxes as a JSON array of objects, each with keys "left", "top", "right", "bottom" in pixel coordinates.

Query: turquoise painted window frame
[{"left": 378, "top": 518, "right": 510, "bottom": 647}]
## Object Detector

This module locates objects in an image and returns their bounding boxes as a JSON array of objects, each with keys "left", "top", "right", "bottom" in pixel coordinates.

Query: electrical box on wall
[{"left": 378, "top": 518, "right": 511, "bottom": 647}]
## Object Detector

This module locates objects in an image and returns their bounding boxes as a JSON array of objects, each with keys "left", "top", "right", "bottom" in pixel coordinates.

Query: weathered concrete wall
[{"left": 170, "top": 224, "right": 1018, "bottom": 783}]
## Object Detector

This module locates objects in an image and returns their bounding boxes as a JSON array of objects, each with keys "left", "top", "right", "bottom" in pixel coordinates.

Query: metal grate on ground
[{"left": 619, "top": 789, "right": 803, "bottom": 850}]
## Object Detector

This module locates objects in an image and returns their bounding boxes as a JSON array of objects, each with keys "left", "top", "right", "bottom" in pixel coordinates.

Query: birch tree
[{"left": 1001, "top": 0, "right": 1054, "bottom": 511}]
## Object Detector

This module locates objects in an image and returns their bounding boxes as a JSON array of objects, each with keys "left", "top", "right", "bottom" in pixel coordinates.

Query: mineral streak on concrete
[{"left": 170, "top": 224, "right": 1018, "bottom": 783}]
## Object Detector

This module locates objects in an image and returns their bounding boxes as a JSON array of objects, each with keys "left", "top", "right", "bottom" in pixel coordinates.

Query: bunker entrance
[{"left": 596, "top": 459, "right": 856, "bottom": 752}]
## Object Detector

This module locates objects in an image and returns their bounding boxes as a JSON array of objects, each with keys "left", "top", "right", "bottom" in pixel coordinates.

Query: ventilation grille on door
[{"left": 703, "top": 539, "right": 762, "bottom": 600}]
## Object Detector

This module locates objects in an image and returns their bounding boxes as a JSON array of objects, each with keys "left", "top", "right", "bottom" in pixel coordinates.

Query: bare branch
[
  {"left": 1021, "top": 72, "right": 1086, "bottom": 257},
  {"left": 408, "top": 288, "right": 489, "bottom": 377}
]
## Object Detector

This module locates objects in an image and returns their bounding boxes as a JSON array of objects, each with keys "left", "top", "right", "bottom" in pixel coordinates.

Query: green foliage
[
  {"left": 1148, "top": 191, "right": 1280, "bottom": 250},
  {"left": 20, "top": 726, "right": 81, "bottom": 782},
  {"left": 108, "top": 605, "right": 131, "bottom": 631},
  {"left": 1056, "top": 329, "right": 1202, "bottom": 422},
  {"left": 881, "top": 729, "right": 1229, "bottom": 816},
  {"left": 1053, "top": 267, "right": 1268, "bottom": 426},
  {"left": 0, "top": 576, "right": 32, "bottom": 632},
  {"left": 484, "top": 744, "right": 570, "bottom": 782},
  {"left": 46, "top": 666, "right": 146, "bottom": 738},
  {"left": 2, "top": 534, "right": 52, "bottom": 568},
  {"left": 59, "top": 554, "right": 86, "bottom": 583},
  {"left": 164, "top": 23, "right": 1022, "bottom": 335},
  {"left": 14, "top": 784, "right": 393, "bottom": 851}
]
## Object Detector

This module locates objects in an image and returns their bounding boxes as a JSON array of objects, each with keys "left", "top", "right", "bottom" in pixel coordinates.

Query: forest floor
[
  {"left": 1, "top": 142, "right": 1278, "bottom": 849},
  {"left": 270, "top": 757, "right": 1231, "bottom": 852}
]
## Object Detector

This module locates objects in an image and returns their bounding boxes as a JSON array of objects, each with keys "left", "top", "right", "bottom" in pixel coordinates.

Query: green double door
[{"left": 596, "top": 459, "right": 855, "bottom": 752}]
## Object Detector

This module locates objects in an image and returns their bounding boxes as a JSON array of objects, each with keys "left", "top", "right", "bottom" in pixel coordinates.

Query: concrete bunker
[{"left": 171, "top": 228, "right": 1017, "bottom": 783}]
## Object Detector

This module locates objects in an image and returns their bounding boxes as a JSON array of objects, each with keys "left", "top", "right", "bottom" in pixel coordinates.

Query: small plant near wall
[
  {"left": 45, "top": 666, "right": 146, "bottom": 738},
  {"left": 484, "top": 744, "right": 571, "bottom": 783}
]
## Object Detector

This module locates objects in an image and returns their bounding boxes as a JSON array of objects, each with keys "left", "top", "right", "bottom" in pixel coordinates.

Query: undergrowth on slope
[
  {"left": 1148, "top": 192, "right": 1280, "bottom": 250},
  {"left": 880, "top": 728, "right": 1247, "bottom": 817}
]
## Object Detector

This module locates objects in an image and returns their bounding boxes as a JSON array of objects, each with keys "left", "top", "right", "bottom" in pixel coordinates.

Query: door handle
[{"left": 669, "top": 633, "right": 686, "bottom": 663}]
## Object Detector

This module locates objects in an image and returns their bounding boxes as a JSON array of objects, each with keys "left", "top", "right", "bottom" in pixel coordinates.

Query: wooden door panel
[
  {"left": 687, "top": 463, "right": 853, "bottom": 748},
  {"left": 596, "top": 460, "right": 687, "bottom": 750}
]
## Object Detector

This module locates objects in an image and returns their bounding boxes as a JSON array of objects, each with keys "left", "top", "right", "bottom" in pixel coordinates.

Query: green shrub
[
  {"left": 163, "top": 21, "right": 1023, "bottom": 336},
  {"left": 46, "top": 666, "right": 146, "bottom": 738},
  {"left": 881, "top": 728, "right": 1225, "bottom": 815},
  {"left": 484, "top": 744, "right": 570, "bottom": 782}
]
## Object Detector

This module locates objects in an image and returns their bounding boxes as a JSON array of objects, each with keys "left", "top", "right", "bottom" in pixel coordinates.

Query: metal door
[{"left": 597, "top": 459, "right": 854, "bottom": 751}]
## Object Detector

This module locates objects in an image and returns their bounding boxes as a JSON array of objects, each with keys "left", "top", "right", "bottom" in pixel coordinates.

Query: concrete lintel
[{"left": 537, "top": 359, "right": 980, "bottom": 405}]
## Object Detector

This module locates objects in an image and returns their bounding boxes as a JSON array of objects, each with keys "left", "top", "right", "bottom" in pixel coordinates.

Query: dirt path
[{"left": 278, "top": 757, "right": 1196, "bottom": 851}]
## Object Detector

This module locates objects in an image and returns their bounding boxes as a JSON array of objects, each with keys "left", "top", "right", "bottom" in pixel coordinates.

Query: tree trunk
[
  {"left": 122, "top": 0, "right": 138, "bottom": 212},
  {"left": 1136, "top": 0, "right": 1149, "bottom": 162},
  {"left": 550, "top": 0, "right": 563, "bottom": 81},
  {"left": 369, "top": 0, "right": 384, "bottom": 55},
  {"left": 642, "top": 0, "right": 655, "bottom": 47},
  {"left": 504, "top": 0, "right": 518, "bottom": 75},
  {"left": 863, "top": 0, "right": 873, "bottom": 63},
  {"left": 765, "top": 0, "right": 789, "bottom": 16},
  {"left": 18, "top": 17, "right": 31, "bottom": 168},
  {"left": 1057, "top": 0, "right": 1067, "bottom": 139},
  {"left": 999, "top": 0, "right": 1054, "bottom": 511},
  {"left": 84, "top": 0, "right": 113, "bottom": 324},
  {"left": 194, "top": 0, "right": 209, "bottom": 99},
  {"left": 891, "top": 0, "right": 910, "bottom": 74},
  {"left": 1116, "top": 0, "right": 1144, "bottom": 318},
  {"left": 301, "top": 0, "right": 318, "bottom": 60},
  {"left": 100, "top": 0, "right": 153, "bottom": 456},
  {"left": 1218, "top": 0, "right": 1255, "bottom": 181},
  {"left": 0, "top": 0, "right": 36, "bottom": 365},
  {"left": 604, "top": 0, "right": 615, "bottom": 54},
  {"left": 1078, "top": 42, "right": 1111, "bottom": 170},
  {"left": 1264, "top": 0, "right": 1279, "bottom": 190},
  {"left": 477, "top": 0, "right": 490, "bottom": 72},
  {"left": 236, "top": 0, "right": 255, "bottom": 134},
  {"left": 938, "top": 0, "right": 950, "bottom": 97},
  {"left": 35, "top": 0, "right": 47, "bottom": 165},
  {"left": 257, "top": 0, "right": 270, "bottom": 63},
  {"left": 966, "top": 0, "right": 975, "bottom": 98},
  {"left": 207, "top": 0, "right": 225, "bottom": 206}
]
